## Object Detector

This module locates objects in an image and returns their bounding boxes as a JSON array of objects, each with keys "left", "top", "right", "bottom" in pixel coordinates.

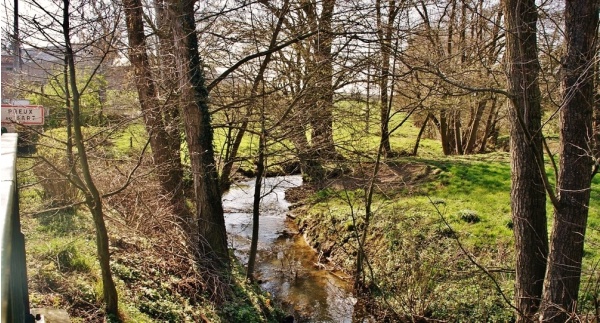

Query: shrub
[{"left": 458, "top": 209, "right": 481, "bottom": 224}]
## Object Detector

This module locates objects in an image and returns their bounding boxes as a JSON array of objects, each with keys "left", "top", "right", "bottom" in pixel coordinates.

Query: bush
[{"left": 458, "top": 209, "right": 481, "bottom": 224}]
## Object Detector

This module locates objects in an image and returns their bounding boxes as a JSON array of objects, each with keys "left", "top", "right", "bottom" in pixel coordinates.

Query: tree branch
[{"left": 207, "top": 31, "right": 317, "bottom": 92}]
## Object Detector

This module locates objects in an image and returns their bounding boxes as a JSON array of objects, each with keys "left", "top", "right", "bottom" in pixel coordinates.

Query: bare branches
[{"left": 207, "top": 30, "right": 317, "bottom": 92}]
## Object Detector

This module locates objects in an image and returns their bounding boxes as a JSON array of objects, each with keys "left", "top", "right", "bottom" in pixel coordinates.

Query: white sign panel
[{"left": 1, "top": 105, "right": 45, "bottom": 125}]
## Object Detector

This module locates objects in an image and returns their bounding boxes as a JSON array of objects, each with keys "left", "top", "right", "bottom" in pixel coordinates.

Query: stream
[{"left": 222, "top": 175, "right": 356, "bottom": 322}]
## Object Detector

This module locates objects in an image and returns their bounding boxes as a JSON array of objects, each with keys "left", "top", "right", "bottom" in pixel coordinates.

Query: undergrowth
[{"left": 17, "top": 123, "right": 286, "bottom": 322}]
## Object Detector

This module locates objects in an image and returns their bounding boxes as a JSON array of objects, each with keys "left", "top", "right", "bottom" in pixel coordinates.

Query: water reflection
[{"left": 223, "top": 175, "right": 355, "bottom": 322}]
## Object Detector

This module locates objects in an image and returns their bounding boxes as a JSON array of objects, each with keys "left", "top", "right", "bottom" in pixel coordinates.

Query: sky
[{"left": 1, "top": 0, "right": 56, "bottom": 53}]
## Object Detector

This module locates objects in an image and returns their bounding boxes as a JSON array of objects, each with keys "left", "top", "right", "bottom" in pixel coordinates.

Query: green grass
[
  {"left": 296, "top": 146, "right": 600, "bottom": 320},
  {"left": 111, "top": 123, "right": 148, "bottom": 157}
]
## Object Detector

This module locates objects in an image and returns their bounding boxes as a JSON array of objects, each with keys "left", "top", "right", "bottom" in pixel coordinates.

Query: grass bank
[{"left": 290, "top": 152, "right": 600, "bottom": 321}]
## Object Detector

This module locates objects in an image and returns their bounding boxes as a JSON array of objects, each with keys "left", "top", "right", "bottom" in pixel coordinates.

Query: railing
[{"left": 1, "top": 133, "right": 35, "bottom": 323}]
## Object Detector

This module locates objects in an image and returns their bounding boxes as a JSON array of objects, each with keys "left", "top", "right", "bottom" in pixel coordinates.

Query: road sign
[{"left": 1, "top": 105, "right": 45, "bottom": 125}]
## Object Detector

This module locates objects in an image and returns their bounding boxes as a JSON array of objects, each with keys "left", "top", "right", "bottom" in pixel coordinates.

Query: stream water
[{"left": 222, "top": 175, "right": 355, "bottom": 322}]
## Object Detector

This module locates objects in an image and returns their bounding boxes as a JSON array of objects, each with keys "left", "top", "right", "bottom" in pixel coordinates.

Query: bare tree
[
  {"left": 408, "top": 0, "right": 506, "bottom": 155},
  {"left": 122, "top": 0, "right": 189, "bottom": 225},
  {"left": 376, "top": 0, "right": 400, "bottom": 157},
  {"left": 61, "top": 0, "right": 120, "bottom": 316},
  {"left": 245, "top": 0, "right": 289, "bottom": 280}
]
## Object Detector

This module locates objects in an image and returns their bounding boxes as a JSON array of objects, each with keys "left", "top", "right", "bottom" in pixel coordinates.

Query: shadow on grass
[{"left": 393, "top": 156, "right": 512, "bottom": 196}]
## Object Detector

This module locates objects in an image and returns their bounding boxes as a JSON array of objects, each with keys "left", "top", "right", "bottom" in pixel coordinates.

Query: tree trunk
[
  {"left": 247, "top": 121, "right": 265, "bottom": 281},
  {"left": 453, "top": 110, "right": 463, "bottom": 155},
  {"left": 303, "top": 0, "right": 337, "bottom": 160},
  {"left": 168, "top": 0, "right": 230, "bottom": 270},
  {"left": 504, "top": 0, "right": 548, "bottom": 321},
  {"left": 376, "top": 0, "right": 397, "bottom": 157},
  {"left": 412, "top": 113, "right": 430, "bottom": 156},
  {"left": 123, "top": 0, "right": 189, "bottom": 223},
  {"left": 317, "top": 0, "right": 338, "bottom": 159},
  {"left": 220, "top": 113, "right": 250, "bottom": 192},
  {"left": 439, "top": 109, "right": 451, "bottom": 155},
  {"left": 154, "top": 0, "right": 186, "bottom": 214},
  {"left": 245, "top": 3, "right": 288, "bottom": 278},
  {"left": 63, "top": 59, "right": 74, "bottom": 169},
  {"left": 478, "top": 96, "right": 498, "bottom": 153},
  {"left": 540, "top": 1, "right": 598, "bottom": 321},
  {"left": 291, "top": 120, "right": 325, "bottom": 185},
  {"left": 463, "top": 99, "right": 486, "bottom": 154},
  {"left": 593, "top": 54, "right": 600, "bottom": 166},
  {"left": 63, "top": 0, "right": 119, "bottom": 316}
]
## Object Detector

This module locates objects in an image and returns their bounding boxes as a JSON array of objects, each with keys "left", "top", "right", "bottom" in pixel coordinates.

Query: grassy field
[{"left": 294, "top": 151, "right": 600, "bottom": 320}]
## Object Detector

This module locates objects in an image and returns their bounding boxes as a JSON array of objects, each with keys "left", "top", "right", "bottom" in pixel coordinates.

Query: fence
[{"left": 1, "top": 133, "right": 35, "bottom": 322}]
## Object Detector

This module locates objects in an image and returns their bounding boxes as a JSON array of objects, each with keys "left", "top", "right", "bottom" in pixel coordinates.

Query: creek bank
[
  {"left": 283, "top": 161, "right": 448, "bottom": 321},
  {"left": 286, "top": 184, "right": 356, "bottom": 281},
  {"left": 286, "top": 186, "right": 403, "bottom": 322},
  {"left": 284, "top": 160, "right": 518, "bottom": 322},
  {"left": 284, "top": 162, "right": 435, "bottom": 278}
]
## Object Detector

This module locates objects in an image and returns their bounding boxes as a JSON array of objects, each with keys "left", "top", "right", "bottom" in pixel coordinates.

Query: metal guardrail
[{"left": 1, "top": 133, "right": 35, "bottom": 323}]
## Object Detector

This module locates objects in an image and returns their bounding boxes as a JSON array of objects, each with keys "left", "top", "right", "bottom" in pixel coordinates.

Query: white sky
[{"left": 1, "top": 0, "right": 56, "bottom": 52}]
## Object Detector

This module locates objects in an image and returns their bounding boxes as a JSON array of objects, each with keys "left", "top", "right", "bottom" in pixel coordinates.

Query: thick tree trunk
[
  {"left": 439, "top": 110, "right": 451, "bottom": 155},
  {"left": 316, "top": 0, "right": 337, "bottom": 158},
  {"left": 123, "top": 0, "right": 188, "bottom": 223},
  {"left": 169, "top": 0, "right": 230, "bottom": 270},
  {"left": 154, "top": 0, "right": 186, "bottom": 210},
  {"left": 303, "top": 0, "right": 337, "bottom": 160},
  {"left": 504, "top": 0, "right": 548, "bottom": 321},
  {"left": 540, "top": 1, "right": 598, "bottom": 321},
  {"left": 291, "top": 120, "right": 325, "bottom": 185}
]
